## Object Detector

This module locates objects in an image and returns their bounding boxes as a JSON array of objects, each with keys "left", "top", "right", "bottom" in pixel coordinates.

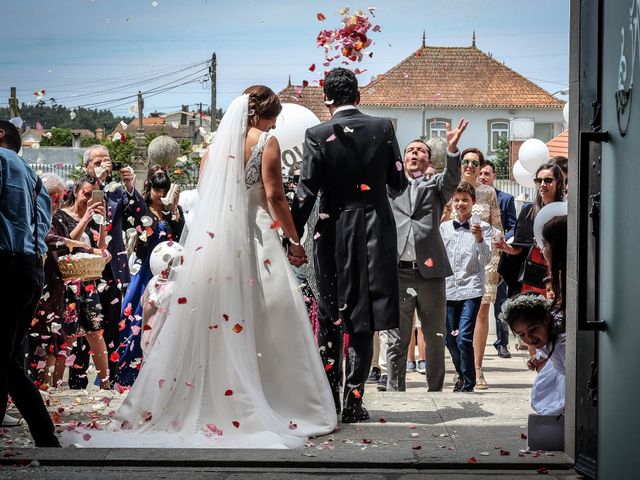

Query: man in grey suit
[{"left": 386, "top": 121, "right": 468, "bottom": 392}]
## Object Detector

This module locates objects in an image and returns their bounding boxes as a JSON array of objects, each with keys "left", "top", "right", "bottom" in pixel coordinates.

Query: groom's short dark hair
[{"left": 324, "top": 68, "right": 359, "bottom": 106}]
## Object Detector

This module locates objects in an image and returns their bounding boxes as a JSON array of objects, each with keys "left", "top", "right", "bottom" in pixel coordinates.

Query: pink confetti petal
[{"left": 326, "top": 133, "right": 337, "bottom": 142}]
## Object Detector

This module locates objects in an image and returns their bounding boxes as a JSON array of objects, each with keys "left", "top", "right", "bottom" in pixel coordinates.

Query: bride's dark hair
[{"left": 243, "top": 85, "right": 282, "bottom": 126}]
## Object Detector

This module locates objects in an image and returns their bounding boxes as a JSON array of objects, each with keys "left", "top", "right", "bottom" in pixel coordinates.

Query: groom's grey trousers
[{"left": 386, "top": 269, "right": 446, "bottom": 392}]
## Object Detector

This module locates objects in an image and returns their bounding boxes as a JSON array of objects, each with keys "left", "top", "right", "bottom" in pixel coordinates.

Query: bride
[{"left": 65, "top": 86, "right": 337, "bottom": 448}]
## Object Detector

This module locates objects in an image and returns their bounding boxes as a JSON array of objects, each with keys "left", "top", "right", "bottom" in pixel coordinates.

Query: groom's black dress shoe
[{"left": 341, "top": 406, "right": 370, "bottom": 424}]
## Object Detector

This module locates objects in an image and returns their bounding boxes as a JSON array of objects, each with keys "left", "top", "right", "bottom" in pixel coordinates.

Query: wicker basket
[{"left": 58, "top": 254, "right": 108, "bottom": 282}]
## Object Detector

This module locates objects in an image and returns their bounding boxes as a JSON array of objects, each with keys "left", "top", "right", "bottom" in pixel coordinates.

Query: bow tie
[{"left": 453, "top": 220, "right": 470, "bottom": 230}]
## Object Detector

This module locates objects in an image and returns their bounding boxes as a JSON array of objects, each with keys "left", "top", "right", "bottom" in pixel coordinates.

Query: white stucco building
[
  {"left": 358, "top": 35, "right": 564, "bottom": 158},
  {"left": 281, "top": 35, "right": 565, "bottom": 164}
]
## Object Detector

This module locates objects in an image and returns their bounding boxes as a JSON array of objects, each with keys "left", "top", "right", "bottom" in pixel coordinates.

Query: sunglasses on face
[
  {"left": 462, "top": 159, "right": 480, "bottom": 167},
  {"left": 534, "top": 177, "right": 555, "bottom": 185}
]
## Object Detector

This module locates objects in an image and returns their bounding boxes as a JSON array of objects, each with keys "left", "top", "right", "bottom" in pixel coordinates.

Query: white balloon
[
  {"left": 533, "top": 201, "right": 567, "bottom": 249},
  {"left": 149, "top": 241, "right": 184, "bottom": 276},
  {"left": 518, "top": 138, "right": 549, "bottom": 173},
  {"left": 562, "top": 101, "right": 569, "bottom": 125},
  {"left": 272, "top": 103, "right": 320, "bottom": 175},
  {"left": 513, "top": 160, "right": 536, "bottom": 189}
]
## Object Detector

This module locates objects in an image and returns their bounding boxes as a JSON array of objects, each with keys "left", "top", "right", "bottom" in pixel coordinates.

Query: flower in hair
[{"left": 498, "top": 294, "right": 552, "bottom": 323}]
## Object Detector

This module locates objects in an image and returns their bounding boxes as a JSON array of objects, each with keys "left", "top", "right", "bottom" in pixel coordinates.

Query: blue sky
[{"left": 1, "top": 0, "right": 569, "bottom": 116}]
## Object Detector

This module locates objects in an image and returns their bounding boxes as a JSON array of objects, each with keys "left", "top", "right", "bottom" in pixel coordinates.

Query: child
[
  {"left": 499, "top": 294, "right": 566, "bottom": 415},
  {"left": 440, "top": 182, "right": 493, "bottom": 392}
]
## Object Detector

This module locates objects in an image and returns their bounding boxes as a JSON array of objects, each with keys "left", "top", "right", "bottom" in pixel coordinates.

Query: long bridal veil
[{"left": 63, "top": 94, "right": 335, "bottom": 448}]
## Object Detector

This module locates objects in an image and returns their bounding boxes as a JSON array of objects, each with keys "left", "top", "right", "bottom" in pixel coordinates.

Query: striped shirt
[{"left": 439, "top": 219, "right": 493, "bottom": 301}]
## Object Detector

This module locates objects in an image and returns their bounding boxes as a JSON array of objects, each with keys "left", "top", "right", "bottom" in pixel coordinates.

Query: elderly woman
[{"left": 27, "top": 173, "right": 109, "bottom": 388}]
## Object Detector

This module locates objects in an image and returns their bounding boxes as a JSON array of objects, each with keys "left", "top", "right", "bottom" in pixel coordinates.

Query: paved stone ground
[{"left": 0, "top": 337, "right": 577, "bottom": 478}]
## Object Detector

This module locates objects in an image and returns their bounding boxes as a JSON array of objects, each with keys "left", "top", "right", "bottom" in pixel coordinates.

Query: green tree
[
  {"left": 494, "top": 136, "right": 510, "bottom": 179},
  {"left": 39, "top": 127, "right": 72, "bottom": 147}
]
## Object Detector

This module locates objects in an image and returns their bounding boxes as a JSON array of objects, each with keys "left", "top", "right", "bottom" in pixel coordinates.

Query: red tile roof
[
  {"left": 277, "top": 84, "right": 331, "bottom": 122},
  {"left": 546, "top": 129, "right": 568, "bottom": 157},
  {"left": 359, "top": 45, "right": 564, "bottom": 109}
]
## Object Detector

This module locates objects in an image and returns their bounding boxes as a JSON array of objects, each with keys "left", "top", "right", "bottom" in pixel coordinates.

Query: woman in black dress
[{"left": 56, "top": 175, "right": 112, "bottom": 389}]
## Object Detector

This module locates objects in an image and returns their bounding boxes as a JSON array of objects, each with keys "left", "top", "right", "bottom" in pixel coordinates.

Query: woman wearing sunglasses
[{"left": 495, "top": 162, "right": 565, "bottom": 296}]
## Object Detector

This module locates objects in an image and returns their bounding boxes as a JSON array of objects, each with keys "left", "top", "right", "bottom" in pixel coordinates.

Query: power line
[{"left": 52, "top": 61, "right": 210, "bottom": 102}]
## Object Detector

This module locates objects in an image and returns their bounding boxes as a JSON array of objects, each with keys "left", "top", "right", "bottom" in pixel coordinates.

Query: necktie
[
  {"left": 410, "top": 179, "right": 419, "bottom": 210},
  {"left": 453, "top": 220, "right": 470, "bottom": 230}
]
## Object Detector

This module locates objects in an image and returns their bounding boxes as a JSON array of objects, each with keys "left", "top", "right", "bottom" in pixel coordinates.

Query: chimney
[
  {"left": 71, "top": 131, "right": 81, "bottom": 149},
  {"left": 181, "top": 105, "right": 189, "bottom": 125},
  {"left": 95, "top": 128, "right": 104, "bottom": 141}
]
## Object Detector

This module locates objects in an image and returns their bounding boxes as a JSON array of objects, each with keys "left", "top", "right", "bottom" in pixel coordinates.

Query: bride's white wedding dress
[{"left": 63, "top": 95, "right": 337, "bottom": 448}]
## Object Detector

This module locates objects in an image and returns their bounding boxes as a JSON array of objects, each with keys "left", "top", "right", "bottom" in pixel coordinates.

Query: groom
[{"left": 291, "top": 68, "right": 407, "bottom": 423}]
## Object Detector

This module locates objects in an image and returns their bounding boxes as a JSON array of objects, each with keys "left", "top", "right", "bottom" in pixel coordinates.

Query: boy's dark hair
[
  {"left": 0, "top": 120, "right": 22, "bottom": 153},
  {"left": 460, "top": 147, "right": 485, "bottom": 166},
  {"left": 454, "top": 181, "right": 476, "bottom": 202},
  {"left": 405, "top": 139, "right": 432, "bottom": 160},
  {"left": 550, "top": 155, "right": 568, "bottom": 175},
  {"left": 323, "top": 68, "right": 359, "bottom": 106},
  {"left": 482, "top": 160, "right": 495, "bottom": 172}
]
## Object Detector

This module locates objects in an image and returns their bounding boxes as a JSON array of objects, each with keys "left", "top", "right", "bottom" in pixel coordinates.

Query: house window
[
  {"left": 488, "top": 120, "right": 510, "bottom": 153},
  {"left": 426, "top": 118, "right": 451, "bottom": 139},
  {"left": 534, "top": 122, "right": 554, "bottom": 143}
]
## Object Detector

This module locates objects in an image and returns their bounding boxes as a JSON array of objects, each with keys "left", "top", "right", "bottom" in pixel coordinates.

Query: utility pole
[
  {"left": 199, "top": 102, "right": 203, "bottom": 127},
  {"left": 133, "top": 90, "right": 147, "bottom": 189},
  {"left": 209, "top": 52, "right": 217, "bottom": 128}
]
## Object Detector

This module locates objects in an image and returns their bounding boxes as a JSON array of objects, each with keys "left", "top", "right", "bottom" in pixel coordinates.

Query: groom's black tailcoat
[{"left": 292, "top": 109, "right": 408, "bottom": 335}]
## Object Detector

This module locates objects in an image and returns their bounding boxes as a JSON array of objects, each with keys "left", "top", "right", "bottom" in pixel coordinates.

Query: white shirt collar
[{"left": 332, "top": 105, "right": 357, "bottom": 115}]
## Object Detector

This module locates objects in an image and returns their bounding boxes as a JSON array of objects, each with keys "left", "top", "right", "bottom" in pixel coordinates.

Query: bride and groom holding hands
[{"left": 65, "top": 67, "right": 467, "bottom": 449}]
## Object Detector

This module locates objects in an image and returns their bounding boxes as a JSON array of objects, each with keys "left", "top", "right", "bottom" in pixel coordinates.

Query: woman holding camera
[{"left": 56, "top": 175, "right": 111, "bottom": 389}]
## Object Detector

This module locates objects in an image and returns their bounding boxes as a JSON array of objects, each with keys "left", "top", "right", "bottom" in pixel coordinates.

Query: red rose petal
[
  {"left": 466, "top": 457, "right": 477, "bottom": 464},
  {"left": 109, "top": 351, "right": 120, "bottom": 363},
  {"left": 178, "top": 297, "right": 187, "bottom": 304},
  {"left": 224, "top": 389, "right": 233, "bottom": 396},
  {"left": 232, "top": 323, "right": 243, "bottom": 333},
  {"left": 270, "top": 219, "right": 281, "bottom": 230},
  {"left": 223, "top": 314, "right": 229, "bottom": 321},
  {"left": 232, "top": 421, "right": 240, "bottom": 428},
  {"left": 412, "top": 445, "right": 422, "bottom": 450},
  {"left": 536, "top": 467, "right": 549, "bottom": 475},
  {"left": 317, "top": 12, "right": 326, "bottom": 21},
  {"left": 360, "top": 184, "right": 371, "bottom": 191},
  {"left": 425, "top": 258, "right": 434, "bottom": 267},
  {"left": 309, "top": 64, "right": 316, "bottom": 72}
]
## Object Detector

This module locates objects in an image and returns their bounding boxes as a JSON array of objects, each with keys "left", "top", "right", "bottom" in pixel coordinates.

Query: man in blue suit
[
  {"left": 69, "top": 145, "right": 146, "bottom": 388},
  {"left": 479, "top": 161, "right": 516, "bottom": 358}
]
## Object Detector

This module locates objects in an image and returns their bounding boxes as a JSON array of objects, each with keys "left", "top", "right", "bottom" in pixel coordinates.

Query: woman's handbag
[{"left": 518, "top": 246, "right": 548, "bottom": 290}]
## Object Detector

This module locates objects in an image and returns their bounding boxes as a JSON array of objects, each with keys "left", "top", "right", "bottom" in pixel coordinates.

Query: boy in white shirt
[{"left": 440, "top": 182, "right": 492, "bottom": 392}]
